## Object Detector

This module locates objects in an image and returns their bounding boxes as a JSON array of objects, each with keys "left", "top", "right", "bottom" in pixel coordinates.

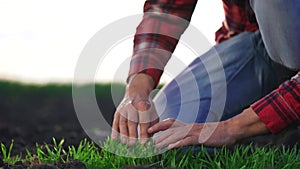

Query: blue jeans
[{"left": 153, "top": 0, "right": 299, "bottom": 124}]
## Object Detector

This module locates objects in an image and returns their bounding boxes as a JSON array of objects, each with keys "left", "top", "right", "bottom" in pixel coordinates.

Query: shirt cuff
[
  {"left": 251, "top": 93, "right": 287, "bottom": 134},
  {"left": 251, "top": 72, "right": 300, "bottom": 134}
]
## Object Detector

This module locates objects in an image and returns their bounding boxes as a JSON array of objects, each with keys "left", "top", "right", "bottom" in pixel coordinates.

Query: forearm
[
  {"left": 227, "top": 72, "right": 300, "bottom": 141},
  {"left": 127, "top": 73, "right": 155, "bottom": 95},
  {"left": 129, "top": 0, "right": 198, "bottom": 87},
  {"left": 226, "top": 107, "right": 269, "bottom": 141}
]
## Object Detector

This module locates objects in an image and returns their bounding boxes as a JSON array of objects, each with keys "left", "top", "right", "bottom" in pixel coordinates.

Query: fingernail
[
  {"left": 111, "top": 134, "right": 117, "bottom": 140},
  {"left": 122, "top": 137, "right": 127, "bottom": 144},
  {"left": 140, "top": 138, "right": 147, "bottom": 145},
  {"left": 168, "top": 144, "right": 174, "bottom": 150},
  {"left": 129, "top": 139, "right": 136, "bottom": 146},
  {"left": 156, "top": 143, "right": 162, "bottom": 148}
]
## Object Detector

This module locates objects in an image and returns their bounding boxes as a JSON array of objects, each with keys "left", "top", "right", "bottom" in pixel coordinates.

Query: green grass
[
  {"left": 1, "top": 138, "right": 300, "bottom": 169},
  {"left": 0, "top": 80, "right": 163, "bottom": 98},
  {"left": 0, "top": 80, "right": 126, "bottom": 98},
  {"left": 1, "top": 140, "right": 21, "bottom": 164}
]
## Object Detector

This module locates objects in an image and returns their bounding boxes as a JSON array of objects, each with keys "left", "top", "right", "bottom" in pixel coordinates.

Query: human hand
[
  {"left": 111, "top": 73, "right": 159, "bottom": 145},
  {"left": 148, "top": 108, "right": 269, "bottom": 149},
  {"left": 148, "top": 118, "right": 237, "bottom": 149}
]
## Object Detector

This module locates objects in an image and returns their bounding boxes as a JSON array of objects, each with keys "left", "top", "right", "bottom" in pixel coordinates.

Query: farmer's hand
[
  {"left": 148, "top": 119, "right": 236, "bottom": 149},
  {"left": 148, "top": 108, "right": 269, "bottom": 149},
  {"left": 111, "top": 73, "right": 159, "bottom": 145}
]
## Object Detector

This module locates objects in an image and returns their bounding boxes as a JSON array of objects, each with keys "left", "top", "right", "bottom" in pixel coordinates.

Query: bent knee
[{"left": 281, "top": 51, "right": 300, "bottom": 71}]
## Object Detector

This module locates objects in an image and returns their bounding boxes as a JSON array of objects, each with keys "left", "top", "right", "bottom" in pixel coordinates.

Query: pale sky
[{"left": 0, "top": 0, "right": 224, "bottom": 84}]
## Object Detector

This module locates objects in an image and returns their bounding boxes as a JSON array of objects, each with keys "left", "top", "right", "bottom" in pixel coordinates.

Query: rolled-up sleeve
[
  {"left": 128, "top": 0, "right": 198, "bottom": 87},
  {"left": 251, "top": 72, "right": 300, "bottom": 134}
]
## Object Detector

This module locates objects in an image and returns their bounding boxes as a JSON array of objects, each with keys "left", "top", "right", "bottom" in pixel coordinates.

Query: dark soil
[
  {"left": 0, "top": 82, "right": 122, "bottom": 168},
  {"left": 0, "top": 158, "right": 87, "bottom": 169},
  {"left": 0, "top": 82, "right": 122, "bottom": 156},
  {"left": 0, "top": 81, "right": 299, "bottom": 168}
]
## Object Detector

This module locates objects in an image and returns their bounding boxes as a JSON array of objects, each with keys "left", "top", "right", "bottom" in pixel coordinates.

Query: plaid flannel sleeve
[
  {"left": 128, "top": 0, "right": 198, "bottom": 87},
  {"left": 251, "top": 72, "right": 300, "bottom": 134}
]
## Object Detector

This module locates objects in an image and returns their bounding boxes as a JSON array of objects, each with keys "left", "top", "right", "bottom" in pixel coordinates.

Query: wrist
[
  {"left": 224, "top": 116, "right": 245, "bottom": 142},
  {"left": 128, "top": 73, "right": 155, "bottom": 90},
  {"left": 125, "top": 73, "right": 155, "bottom": 109}
]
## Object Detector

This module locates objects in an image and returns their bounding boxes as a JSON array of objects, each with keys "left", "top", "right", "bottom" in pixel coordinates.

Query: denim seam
[{"left": 251, "top": 31, "right": 273, "bottom": 67}]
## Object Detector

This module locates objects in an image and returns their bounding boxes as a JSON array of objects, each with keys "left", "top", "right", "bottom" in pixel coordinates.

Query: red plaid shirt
[{"left": 129, "top": 0, "right": 300, "bottom": 133}]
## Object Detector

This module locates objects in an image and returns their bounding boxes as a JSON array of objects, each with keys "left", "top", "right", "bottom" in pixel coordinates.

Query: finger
[
  {"left": 149, "top": 117, "right": 159, "bottom": 136},
  {"left": 149, "top": 107, "right": 159, "bottom": 127},
  {"left": 140, "top": 122, "right": 150, "bottom": 144},
  {"left": 153, "top": 130, "right": 174, "bottom": 147},
  {"left": 156, "top": 131, "right": 183, "bottom": 149},
  {"left": 137, "top": 102, "right": 151, "bottom": 144},
  {"left": 155, "top": 124, "right": 191, "bottom": 148},
  {"left": 148, "top": 118, "right": 179, "bottom": 134},
  {"left": 127, "top": 107, "right": 138, "bottom": 146},
  {"left": 146, "top": 102, "right": 159, "bottom": 138},
  {"left": 119, "top": 113, "right": 129, "bottom": 144},
  {"left": 146, "top": 110, "right": 159, "bottom": 144},
  {"left": 147, "top": 100, "right": 159, "bottom": 122},
  {"left": 111, "top": 112, "right": 120, "bottom": 140},
  {"left": 139, "top": 111, "right": 151, "bottom": 144},
  {"left": 168, "top": 137, "right": 198, "bottom": 149}
]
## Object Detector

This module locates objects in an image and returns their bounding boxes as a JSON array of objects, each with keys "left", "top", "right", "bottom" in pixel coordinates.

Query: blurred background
[{"left": 0, "top": 0, "right": 223, "bottom": 84}]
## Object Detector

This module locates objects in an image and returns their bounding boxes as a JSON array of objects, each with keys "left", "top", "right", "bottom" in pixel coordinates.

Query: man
[{"left": 112, "top": 0, "right": 300, "bottom": 149}]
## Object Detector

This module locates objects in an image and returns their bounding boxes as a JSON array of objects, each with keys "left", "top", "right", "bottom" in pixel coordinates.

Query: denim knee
[{"left": 250, "top": 0, "right": 300, "bottom": 70}]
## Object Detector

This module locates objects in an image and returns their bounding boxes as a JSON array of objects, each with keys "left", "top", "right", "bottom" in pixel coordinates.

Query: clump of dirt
[
  {"left": 0, "top": 158, "right": 4, "bottom": 166},
  {"left": 0, "top": 158, "right": 8, "bottom": 169},
  {"left": 0, "top": 159, "right": 26, "bottom": 169},
  {"left": 58, "top": 160, "right": 87, "bottom": 169},
  {"left": 31, "top": 164, "right": 59, "bottom": 169}
]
